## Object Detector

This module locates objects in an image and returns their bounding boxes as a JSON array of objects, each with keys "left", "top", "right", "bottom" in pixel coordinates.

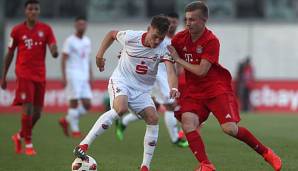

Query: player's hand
[
  {"left": 167, "top": 45, "right": 180, "bottom": 61},
  {"left": 170, "top": 88, "right": 180, "bottom": 99},
  {"left": 96, "top": 57, "right": 105, "bottom": 72},
  {"left": 1, "top": 79, "right": 7, "bottom": 90}
]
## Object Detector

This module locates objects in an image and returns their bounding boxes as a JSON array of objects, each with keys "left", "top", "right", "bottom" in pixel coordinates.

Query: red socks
[
  {"left": 20, "top": 113, "right": 33, "bottom": 144},
  {"left": 185, "top": 130, "right": 210, "bottom": 163},
  {"left": 236, "top": 127, "right": 267, "bottom": 155}
]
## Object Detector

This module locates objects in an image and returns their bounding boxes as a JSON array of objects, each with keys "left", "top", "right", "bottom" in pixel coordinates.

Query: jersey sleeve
[
  {"left": 8, "top": 27, "right": 18, "bottom": 53},
  {"left": 160, "top": 41, "right": 175, "bottom": 63},
  {"left": 46, "top": 26, "right": 57, "bottom": 46},
  {"left": 201, "top": 39, "right": 220, "bottom": 64},
  {"left": 62, "top": 38, "right": 71, "bottom": 55},
  {"left": 116, "top": 30, "right": 128, "bottom": 46}
]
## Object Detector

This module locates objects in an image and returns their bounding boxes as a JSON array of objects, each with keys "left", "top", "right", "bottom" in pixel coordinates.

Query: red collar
[{"left": 141, "top": 32, "right": 150, "bottom": 47}]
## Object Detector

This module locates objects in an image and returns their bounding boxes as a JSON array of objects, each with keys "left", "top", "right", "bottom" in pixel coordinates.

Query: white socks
[
  {"left": 164, "top": 111, "right": 179, "bottom": 143},
  {"left": 122, "top": 113, "right": 140, "bottom": 126},
  {"left": 66, "top": 108, "right": 80, "bottom": 132},
  {"left": 80, "top": 109, "right": 119, "bottom": 146},
  {"left": 142, "top": 125, "right": 159, "bottom": 169}
]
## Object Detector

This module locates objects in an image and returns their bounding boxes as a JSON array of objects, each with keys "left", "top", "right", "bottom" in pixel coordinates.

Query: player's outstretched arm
[
  {"left": 61, "top": 53, "right": 68, "bottom": 87},
  {"left": 1, "top": 51, "right": 14, "bottom": 89},
  {"left": 167, "top": 45, "right": 211, "bottom": 77},
  {"left": 49, "top": 44, "right": 59, "bottom": 58},
  {"left": 165, "top": 61, "right": 180, "bottom": 99},
  {"left": 95, "top": 30, "right": 118, "bottom": 72}
]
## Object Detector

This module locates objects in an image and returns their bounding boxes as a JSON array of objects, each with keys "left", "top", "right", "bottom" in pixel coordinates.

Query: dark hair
[
  {"left": 166, "top": 12, "right": 179, "bottom": 19},
  {"left": 75, "top": 16, "right": 87, "bottom": 22},
  {"left": 24, "top": 0, "right": 39, "bottom": 7},
  {"left": 150, "top": 14, "right": 170, "bottom": 35},
  {"left": 185, "top": 1, "right": 209, "bottom": 19}
]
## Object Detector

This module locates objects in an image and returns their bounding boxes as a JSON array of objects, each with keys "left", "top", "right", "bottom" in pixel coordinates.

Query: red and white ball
[{"left": 71, "top": 155, "right": 97, "bottom": 171}]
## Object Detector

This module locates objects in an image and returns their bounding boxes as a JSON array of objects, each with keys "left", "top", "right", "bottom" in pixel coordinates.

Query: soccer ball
[{"left": 71, "top": 155, "right": 97, "bottom": 171}]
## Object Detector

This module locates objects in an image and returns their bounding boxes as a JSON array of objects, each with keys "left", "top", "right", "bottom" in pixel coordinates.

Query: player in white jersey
[
  {"left": 59, "top": 16, "right": 93, "bottom": 138},
  {"left": 115, "top": 12, "right": 188, "bottom": 148},
  {"left": 73, "top": 15, "right": 179, "bottom": 171}
]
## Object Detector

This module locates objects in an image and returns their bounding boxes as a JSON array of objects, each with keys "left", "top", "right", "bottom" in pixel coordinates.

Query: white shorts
[
  {"left": 66, "top": 79, "right": 92, "bottom": 100},
  {"left": 151, "top": 63, "right": 174, "bottom": 104},
  {"left": 108, "top": 79, "right": 155, "bottom": 114}
]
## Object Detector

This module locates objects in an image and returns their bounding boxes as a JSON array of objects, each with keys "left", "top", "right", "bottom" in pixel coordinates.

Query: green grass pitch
[{"left": 0, "top": 113, "right": 297, "bottom": 171}]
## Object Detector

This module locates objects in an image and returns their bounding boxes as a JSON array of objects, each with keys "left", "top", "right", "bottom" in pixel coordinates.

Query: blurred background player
[
  {"left": 0, "top": 0, "right": 58, "bottom": 155},
  {"left": 115, "top": 12, "right": 188, "bottom": 148},
  {"left": 168, "top": 1, "right": 282, "bottom": 171},
  {"left": 235, "top": 56, "right": 255, "bottom": 112},
  {"left": 73, "top": 15, "right": 179, "bottom": 171},
  {"left": 59, "top": 16, "right": 93, "bottom": 138}
]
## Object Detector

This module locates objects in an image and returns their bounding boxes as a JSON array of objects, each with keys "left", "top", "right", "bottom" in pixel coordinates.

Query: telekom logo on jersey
[
  {"left": 24, "top": 39, "right": 33, "bottom": 49},
  {"left": 185, "top": 53, "right": 193, "bottom": 62}
]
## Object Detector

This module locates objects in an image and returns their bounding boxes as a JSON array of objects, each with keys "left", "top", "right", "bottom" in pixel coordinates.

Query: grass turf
[{"left": 0, "top": 113, "right": 297, "bottom": 171}]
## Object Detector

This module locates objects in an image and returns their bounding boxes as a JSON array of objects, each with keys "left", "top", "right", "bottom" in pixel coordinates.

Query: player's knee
[
  {"left": 83, "top": 103, "right": 91, "bottom": 111},
  {"left": 221, "top": 125, "right": 238, "bottom": 136},
  {"left": 146, "top": 113, "right": 159, "bottom": 125},
  {"left": 182, "top": 122, "right": 197, "bottom": 133},
  {"left": 114, "top": 106, "right": 128, "bottom": 116},
  {"left": 164, "top": 103, "right": 175, "bottom": 111},
  {"left": 69, "top": 100, "right": 79, "bottom": 108}
]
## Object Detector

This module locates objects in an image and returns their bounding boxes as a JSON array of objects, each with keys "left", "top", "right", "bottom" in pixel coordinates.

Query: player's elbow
[{"left": 108, "top": 30, "right": 118, "bottom": 40}]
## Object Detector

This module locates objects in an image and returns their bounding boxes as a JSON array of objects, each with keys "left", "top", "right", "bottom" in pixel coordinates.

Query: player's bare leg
[
  {"left": 80, "top": 98, "right": 91, "bottom": 116},
  {"left": 139, "top": 106, "right": 159, "bottom": 171},
  {"left": 32, "top": 106, "right": 42, "bottom": 128},
  {"left": 221, "top": 122, "right": 282, "bottom": 171},
  {"left": 181, "top": 112, "right": 215, "bottom": 171},
  {"left": 74, "top": 95, "right": 127, "bottom": 159}
]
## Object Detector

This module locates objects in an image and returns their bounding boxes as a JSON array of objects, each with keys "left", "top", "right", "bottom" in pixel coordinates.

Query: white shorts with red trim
[{"left": 108, "top": 79, "right": 155, "bottom": 114}]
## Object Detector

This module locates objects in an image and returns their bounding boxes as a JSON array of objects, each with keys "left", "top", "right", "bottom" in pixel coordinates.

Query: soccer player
[
  {"left": 59, "top": 16, "right": 93, "bottom": 138},
  {"left": 115, "top": 12, "right": 188, "bottom": 148},
  {"left": 167, "top": 1, "right": 282, "bottom": 171},
  {"left": 73, "top": 15, "right": 179, "bottom": 171},
  {"left": 0, "top": 0, "right": 58, "bottom": 156}
]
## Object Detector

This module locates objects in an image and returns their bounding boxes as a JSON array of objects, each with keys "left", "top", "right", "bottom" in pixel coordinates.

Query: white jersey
[
  {"left": 62, "top": 35, "right": 91, "bottom": 81},
  {"left": 111, "top": 30, "right": 171, "bottom": 92}
]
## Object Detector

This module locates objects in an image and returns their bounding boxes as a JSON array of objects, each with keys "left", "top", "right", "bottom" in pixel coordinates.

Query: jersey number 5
[{"left": 135, "top": 63, "right": 148, "bottom": 75}]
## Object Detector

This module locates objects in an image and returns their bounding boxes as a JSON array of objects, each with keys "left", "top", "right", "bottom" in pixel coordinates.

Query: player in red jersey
[
  {"left": 167, "top": 1, "right": 282, "bottom": 171},
  {"left": 1, "top": 0, "right": 58, "bottom": 156}
]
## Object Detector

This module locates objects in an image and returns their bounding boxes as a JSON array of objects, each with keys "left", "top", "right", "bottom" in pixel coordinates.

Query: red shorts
[
  {"left": 13, "top": 77, "right": 46, "bottom": 107},
  {"left": 175, "top": 93, "right": 240, "bottom": 125}
]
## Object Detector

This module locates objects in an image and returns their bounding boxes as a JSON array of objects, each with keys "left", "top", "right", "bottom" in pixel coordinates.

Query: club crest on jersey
[
  {"left": 196, "top": 45, "right": 203, "bottom": 54},
  {"left": 38, "top": 31, "right": 44, "bottom": 37}
]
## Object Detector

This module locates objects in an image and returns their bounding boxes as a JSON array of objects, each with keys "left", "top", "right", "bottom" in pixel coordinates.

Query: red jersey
[
  {"left": 172, "top": 28, "right": 233, "bottom": 98},
  {"left": 8, "top": 21, "right": 57, "bottom": 82}
]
